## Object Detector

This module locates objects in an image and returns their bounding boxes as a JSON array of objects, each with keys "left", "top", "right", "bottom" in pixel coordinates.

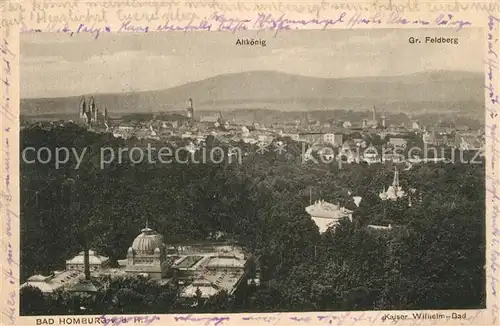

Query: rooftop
[
  {"left": 175, "top": 256, "right": 204, "bottom": 269},
  {"left": 180, "top": 267, "right": 245, "bottom": 298},
  {"left": 206, "top": 256, "right": 246, "bottom": 269},
  {"left": 66, "top": 250, "right": 109, "bottom": 265},
  {"left": 23, "top": 270, "right": 82, "bottom": 293},
  {"left": 368, "top": 224, "right": 393, "bottom": 230},
  {"left": 181, "top": 279, "right": 219, "bottom": 298},
  {"left": 203, "top": 269, "right": 244, "bottom": 294}
]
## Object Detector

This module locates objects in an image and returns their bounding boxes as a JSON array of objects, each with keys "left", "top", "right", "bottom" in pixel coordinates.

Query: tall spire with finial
[
  {"left": 392, "top": 166, "right": 400, "bottom": 187},
  {"left": 141, "top": 216, "right": 152, "bottom": 233},
  {"left": 186, "top": 98, "right": 194, "bottom": 119}
]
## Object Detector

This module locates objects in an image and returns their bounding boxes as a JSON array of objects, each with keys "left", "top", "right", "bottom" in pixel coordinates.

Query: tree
[
  {"left": 194, "top": 287, "right": 204, "bottom": 311},
  {"left": 20, "top": 286, "right": 47, "bottom": 316},
  {"left": 205, "top": 290, "right": 230, "bottom": 312}
]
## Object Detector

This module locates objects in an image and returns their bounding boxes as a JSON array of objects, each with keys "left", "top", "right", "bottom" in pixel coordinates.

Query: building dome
[{"left": 131, "top": 227, "right": 164, "bottom": 255}]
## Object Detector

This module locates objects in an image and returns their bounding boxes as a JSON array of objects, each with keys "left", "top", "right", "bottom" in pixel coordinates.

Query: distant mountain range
[{"left": 21, "top": 70, "right": 485, "bottom": 119}]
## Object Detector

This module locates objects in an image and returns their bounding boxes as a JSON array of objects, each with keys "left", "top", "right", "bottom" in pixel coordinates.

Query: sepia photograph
[{"left": 18, "top": 28, "right": 486, "bottom": 316}]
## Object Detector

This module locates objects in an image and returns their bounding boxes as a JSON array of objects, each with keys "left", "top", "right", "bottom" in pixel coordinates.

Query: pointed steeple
[
  {"left": 89, "top": 96, "right": 96, "bottom": 112},
  {"left": 79, "top": 96, "right": 87, "bottom": 116},
  {"left": 392, "top": 167, "right": 400, "bottom": 187}
]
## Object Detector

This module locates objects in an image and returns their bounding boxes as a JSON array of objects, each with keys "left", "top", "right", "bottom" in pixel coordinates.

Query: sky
[{"left": 21, "top": 28, "right": 484, "bottom": 99}]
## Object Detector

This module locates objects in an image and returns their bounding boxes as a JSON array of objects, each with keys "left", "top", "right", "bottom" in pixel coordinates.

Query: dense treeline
[{"left": 20, "top": 125, "right": 485, "bottom": 313}]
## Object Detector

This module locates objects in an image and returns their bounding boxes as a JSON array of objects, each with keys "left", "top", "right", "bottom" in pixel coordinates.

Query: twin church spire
[{"left": 79, "top": 96, "right": 107, "bottom": 125}]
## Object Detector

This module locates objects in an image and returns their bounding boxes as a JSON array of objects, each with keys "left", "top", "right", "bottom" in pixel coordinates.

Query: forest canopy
[{"left": 20, "top": 126, "right": 485, "bottom": 312}]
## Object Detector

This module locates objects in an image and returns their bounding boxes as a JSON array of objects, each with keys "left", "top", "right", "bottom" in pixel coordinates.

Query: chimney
[{"left": 372, "top": 106, "right": 377, "bottom": 121}]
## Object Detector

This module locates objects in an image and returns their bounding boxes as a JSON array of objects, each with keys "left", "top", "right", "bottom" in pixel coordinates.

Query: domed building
[
  {"left": 23, "top": 222, "right": 252, "bottom": 299},
  {"left": 118, "top": 225, "right": 170, "bottom": 279}
]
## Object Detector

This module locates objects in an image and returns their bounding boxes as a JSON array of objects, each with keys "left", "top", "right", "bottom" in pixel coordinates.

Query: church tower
[
  {"left": 89, "top": 97, "right": 96, "bottom": 123},
  {"left": 79, "top": 97, "right": 87, "bottom": 121},
  {"left": 392, "top": 167, "right": 400, "bottom": 187},
  {"left": 186, "top": 98, "right": 194, "bottom": 119},
  {"left": 372, "top": 106, "right": 377, "bottom": 122}
]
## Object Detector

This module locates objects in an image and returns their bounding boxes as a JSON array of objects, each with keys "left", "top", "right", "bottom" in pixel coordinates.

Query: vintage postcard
[{"left": 1, "top": 0, "right": 500, "bottom": 325}]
